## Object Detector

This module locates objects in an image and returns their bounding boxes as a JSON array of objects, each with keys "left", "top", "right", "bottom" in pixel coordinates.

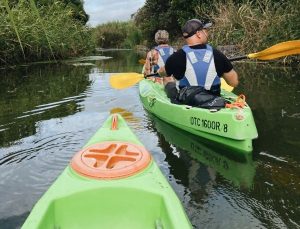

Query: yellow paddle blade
[
  {"left": 110, "top": 72, "right": 234, "bottom": 91},
  {"left": 138, "top": 59, "right": 146, "bottom": 64},
  {"left": 221, "top": 78, "right": 233, "bottom": 92},
  {"left": 248, "top": 40, "right": 300, "bottom": 60},
  {"left": 249, "top": 48, "right": 300, "bottom": 60},
  {"left": 110, "top": 73, "right": 144, "bottom": 89}
]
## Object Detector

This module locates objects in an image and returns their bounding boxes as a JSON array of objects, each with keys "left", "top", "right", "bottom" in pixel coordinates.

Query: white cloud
[{"left": 84, "top": 0, "right": 146, "bottom": 27}]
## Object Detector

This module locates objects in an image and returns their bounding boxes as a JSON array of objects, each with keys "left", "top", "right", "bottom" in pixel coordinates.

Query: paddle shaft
[
  {"left": 145, "top": 73, "right": 160, "bottom": 78},
  {"left": 229, "top": 55, "right": 248, "bottom": 61}
]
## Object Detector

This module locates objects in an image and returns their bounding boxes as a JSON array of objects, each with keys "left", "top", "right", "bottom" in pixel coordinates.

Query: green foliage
[
  {"left": 92, "top": 21, "right": 143, "bottom": 48},
  {"left": 169, "top": 0, "right": 205, "bottom": 25},
  {"left": 204, "top": 0, "right": 300, "bottom": 53},
  {"left": 8, "top": 0, "right": 89, "bottom": 24},
  {"left": 59, "top": 0, "right": 89, "bottom": 24},
  {"left": 3, "top": 0, "right": 25, "bottom": 59},
  {"left": 134, "top": 0, "right": 300, "bottom": 59},
  {"left": 133, "top": 0, "right": 216, "bottom": 43},
  {"left": 134, "top": 0, "right": 180, "bottom": 45},
  {"left": 0, "top": 1, "right": 94, "bottom": 66}
]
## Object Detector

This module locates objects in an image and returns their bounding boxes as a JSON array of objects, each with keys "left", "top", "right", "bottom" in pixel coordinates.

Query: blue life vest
[
  {"left": 152, "top": 46, "right": 174, "bottom": 72},
  {"left": 179, "top": 45, "right": 220, "bottom": 92}
]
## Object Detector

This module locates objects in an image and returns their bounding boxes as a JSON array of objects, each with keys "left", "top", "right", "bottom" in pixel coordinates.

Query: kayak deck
[
  {"left": 22, "top": 114, "right": 191, "bottom": 229},
  {"left": 28, "top": 164, "right": 186, "bottom": 229},
  {"left": 139, "top": 79, "right": 258, "bottom": 153}
]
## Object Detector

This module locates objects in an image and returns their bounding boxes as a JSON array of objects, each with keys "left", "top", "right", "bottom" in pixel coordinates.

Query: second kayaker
[
  {"left": 143, "top": 30, "right": 175, "bottom": 77},
  {"left": 163, "top": 19, "right": 239, "bottom": 108}
]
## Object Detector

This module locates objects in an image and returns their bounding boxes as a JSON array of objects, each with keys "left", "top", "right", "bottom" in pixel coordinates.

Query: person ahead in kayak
[
  {"left": 143, "top": 30, "right": 175, "bottom": 76},
  {"left": 164, "top": 19, "right": 238, "bottom": 108}
]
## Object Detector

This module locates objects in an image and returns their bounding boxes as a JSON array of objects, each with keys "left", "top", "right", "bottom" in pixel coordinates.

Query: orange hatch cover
[{"left": 70, "top": 142, "right": 152, "bottom": 179}]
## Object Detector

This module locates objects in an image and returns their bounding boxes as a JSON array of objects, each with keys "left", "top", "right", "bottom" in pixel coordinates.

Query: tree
[
  {"left": 133, "top": 0, "right": 209, "bottom": 44},
  {"left": 134, "top": 0, "right": 180, "bottom": 45}
]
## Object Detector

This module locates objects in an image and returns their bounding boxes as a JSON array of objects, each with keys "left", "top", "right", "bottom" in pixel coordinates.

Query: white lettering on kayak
[{"left": 190, "top": 116, "right": 228, "bottom": 133}]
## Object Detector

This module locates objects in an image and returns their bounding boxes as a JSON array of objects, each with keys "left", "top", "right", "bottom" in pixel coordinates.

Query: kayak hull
[
  {"left": 22, "top": 114, "right": 191, "bottom": 229},
  {"left": 139, "top": 79, "right": 258, "bottom": 153}
]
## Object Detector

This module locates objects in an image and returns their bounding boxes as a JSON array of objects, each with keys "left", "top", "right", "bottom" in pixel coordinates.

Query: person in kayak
[
  {"left": 143, "top": 30, "right": 175, "bottom": 76},
  {"left": 163, "top": 19, "right": 239, "bottom": 108}
]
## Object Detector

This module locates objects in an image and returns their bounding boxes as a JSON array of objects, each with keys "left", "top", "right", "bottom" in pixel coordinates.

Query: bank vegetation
[
  {"left": 0, "top": 0, "right": 93, "bottom": 66},
  {"left": 94, "top": 0, "right": 300, "bottom": 62},
  {"left": 1, "top": 0, "right": 299, "bottom": 66}
]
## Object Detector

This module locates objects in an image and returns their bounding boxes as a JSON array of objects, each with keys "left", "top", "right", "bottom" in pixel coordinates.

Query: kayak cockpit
[{"left": 36, "top": 187, "right": 175, "bottom": 229}]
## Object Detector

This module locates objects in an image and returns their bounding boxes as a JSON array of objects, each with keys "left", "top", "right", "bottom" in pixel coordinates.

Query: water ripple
[{"left": 259, "top": 152, "right": 288, "bottom": 163}]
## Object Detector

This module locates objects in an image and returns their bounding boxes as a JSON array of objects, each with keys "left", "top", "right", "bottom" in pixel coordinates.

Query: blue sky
[{"left": 84, "top": 0, "right": 146, "bottom": 27}]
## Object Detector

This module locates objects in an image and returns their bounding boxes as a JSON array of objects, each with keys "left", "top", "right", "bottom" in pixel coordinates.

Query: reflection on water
[
  {"left": 0, "top": 51, "right": 299, "bottom": 229},
  {"left": 96, "top": 49, "right": 143, "bottom": 73},
  {"left": 235, "top": 63, "right": 300, "bottom": 154},
  {"left": 145, "top": 113, "right": 259, "bottom": 228},
  {"left": 110, "top": 107, "right": 141, "bottom": 124},
  {"left": 148, "top": 113, "right": 256, "bottom": 189},
  {"left": 0, "top": 64, "right": 91, "bottom": 147}
]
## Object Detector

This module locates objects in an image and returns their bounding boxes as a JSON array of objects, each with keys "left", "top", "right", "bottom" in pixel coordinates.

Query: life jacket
[
  {"left": 178, "top": 45, "right": 220, "bottom": 94},
  {"left": 151, "top": 45, "right": 174, "bottom": 73}
]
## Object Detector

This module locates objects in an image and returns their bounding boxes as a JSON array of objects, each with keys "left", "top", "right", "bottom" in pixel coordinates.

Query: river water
[{"left": 0, "top": 50, "right": 299, "bottom": 229}]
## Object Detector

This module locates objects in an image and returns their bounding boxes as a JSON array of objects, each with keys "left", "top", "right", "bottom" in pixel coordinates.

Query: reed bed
[
  {"left": 92, "top": 21, "right": 143, "bottom": 48},
  {"left": 197, "top": 0, "right": 300, "bottom": 56},
  {"left": 0, "top": 1, "right": 94, "bottom": 66},
  {"left": 132, "top": 0, "right": 299, "bottom": 63}
]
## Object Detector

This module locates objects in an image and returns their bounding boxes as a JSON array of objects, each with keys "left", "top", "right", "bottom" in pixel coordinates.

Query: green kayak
[
  {"left": 22, "top": 114, "right": 191, "bottom": 229},
  {"left": 139, "top": 79, "right": 258, "bottom": 153}
]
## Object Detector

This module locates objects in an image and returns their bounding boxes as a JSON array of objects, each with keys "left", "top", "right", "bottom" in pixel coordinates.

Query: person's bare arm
[
  {"left": 143, "top": 51, "right": 152, "bottom": 76},
  {"left": 222, "top": 69, "right": 239, "bottom": 87}
]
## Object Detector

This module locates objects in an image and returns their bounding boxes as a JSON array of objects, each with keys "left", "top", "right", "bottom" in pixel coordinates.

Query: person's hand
[
  {"left": 157, "top": 67, "right": 166, "bottom": 77},
  {"left": 163, "top": 76, "right": 175, "bottom": 85},
  {"left": 142, "top": 64, "right": 151, "bottom": 76}
]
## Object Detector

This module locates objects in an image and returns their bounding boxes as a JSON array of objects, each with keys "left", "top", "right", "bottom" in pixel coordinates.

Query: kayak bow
[{"left": 22, "top": 114, "right": 191, "bottom": 229}]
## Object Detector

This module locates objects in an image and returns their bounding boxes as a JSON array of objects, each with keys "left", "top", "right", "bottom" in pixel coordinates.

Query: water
[{"left": 0, "top": 51, "right": 299, "bottom": 229}]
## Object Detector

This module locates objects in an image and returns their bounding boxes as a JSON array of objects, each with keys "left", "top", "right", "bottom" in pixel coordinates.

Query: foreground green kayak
[
  {"left": 139, "top": 79, "right": 258, "bottom": 153},
  {"left": 22, "top": 114, "right": 191, "bottom": 229}
]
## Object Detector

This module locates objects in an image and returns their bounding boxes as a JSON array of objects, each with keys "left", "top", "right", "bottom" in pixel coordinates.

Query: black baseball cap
[{"left": 182, "top": 19, "right": 212, "bottom": 38}]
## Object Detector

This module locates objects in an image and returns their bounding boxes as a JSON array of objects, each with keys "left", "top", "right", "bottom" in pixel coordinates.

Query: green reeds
[
  {"left": 196, "top": 0, "right": 300, "bottom": 55},
  {"left": 92, "top": 21, "right": 142, "bottom": 48},
  {"left": 3, "top": 0, "right": 25, "bottom": 60},
  {"left": 28, "top": 0, "right": 55, "bottom": 60},
  {"left": 0, "top": 1, "right": 94, "bottom": 66}
]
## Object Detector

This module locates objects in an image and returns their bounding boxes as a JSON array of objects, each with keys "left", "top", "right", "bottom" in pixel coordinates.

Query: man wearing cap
[
  {"left": 143, "top": 30, "right": 175, "bottom": 76},
  {"left": 163, "top": 19, "right": 238, "bottom": 108}
]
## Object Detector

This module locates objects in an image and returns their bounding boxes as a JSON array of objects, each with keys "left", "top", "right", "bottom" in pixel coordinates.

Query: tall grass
[
  {"left": 0, "top": 1, "right": 94, "bottom": 66},
  {"left": 28, "top": 0, "right": 55, "bottom": 59},
  {"left": 3, "top": 0, "right": 25, "bottom": 60},
  {"left": 92, "top": 21, "right": 143, "bottom": 48},
  {"left": 196, "top": 0, "right": 300, "bottom": 55}
]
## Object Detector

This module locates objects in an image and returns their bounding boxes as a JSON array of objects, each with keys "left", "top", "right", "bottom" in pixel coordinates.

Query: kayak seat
[{"left": 70, "top": 142, "right": 152, "bottom": 179}]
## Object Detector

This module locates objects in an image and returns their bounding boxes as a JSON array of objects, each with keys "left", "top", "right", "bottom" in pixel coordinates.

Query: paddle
[
  {"left": 229, "top": 40, "right": 300, "bottom": 61},
  {"left": 138, "top": 59, "right": 146, "bottom": 64},
  {"left": 110, "top": 73, "right": 157, "bottom": 90},
  {"left": 109, "top": 72, "right": 233, "bottom": 91}
]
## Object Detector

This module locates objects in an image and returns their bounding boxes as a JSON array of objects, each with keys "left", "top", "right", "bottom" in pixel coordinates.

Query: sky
[{"left": 84, "top": 0, "right": 146, "bottom": 27}]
